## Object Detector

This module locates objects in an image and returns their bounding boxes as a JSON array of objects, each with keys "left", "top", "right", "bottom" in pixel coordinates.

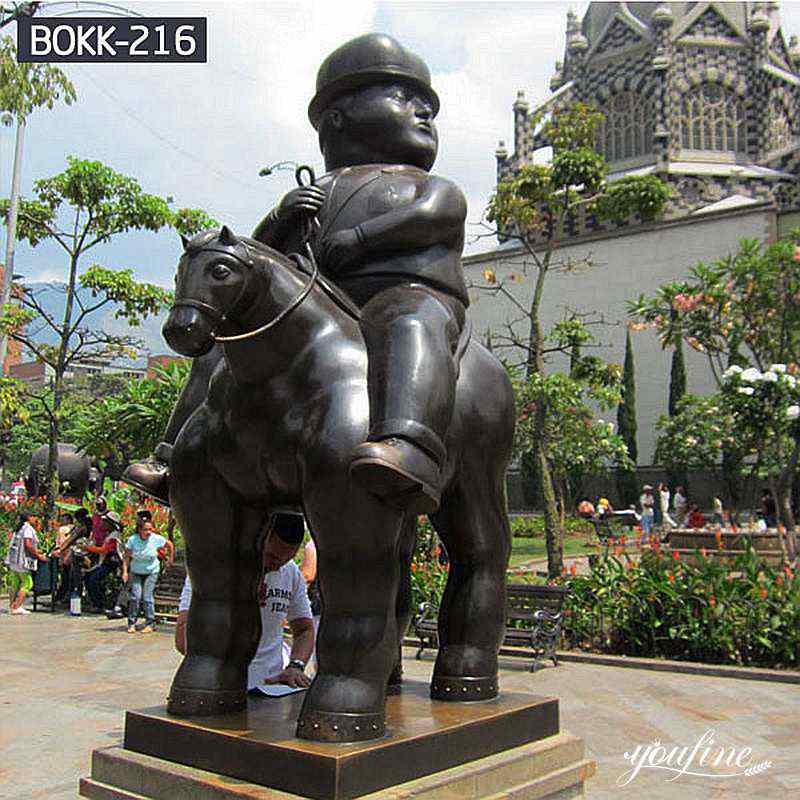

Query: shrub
[{"left": 559, "top": 544, "right": 799, "bottom": 668}]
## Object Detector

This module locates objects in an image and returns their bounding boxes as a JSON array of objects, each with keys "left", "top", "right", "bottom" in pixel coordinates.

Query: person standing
[
  {"left": 639, "top": 485, "right": 655, "bottom": 543},
  {"left": 4, "top": 512, "right": 47, "bottom": 615},
  {"left": 122, "top": 509, "right": 174, "bottom": 633},
  {"left": 712, "top": 495, "right": 724, "bottom": 526},
  {"left": 658, "top": 483, "right": 676, "bottom": 529},
  {"left": 673, "top": 485, "right": 688, "bottom": 527},
  {"left": 761, "top": 489, "right": 778, "bottom": 528},
  {"left": 299, "top": 536, "right": 321, "bottom": 672}
]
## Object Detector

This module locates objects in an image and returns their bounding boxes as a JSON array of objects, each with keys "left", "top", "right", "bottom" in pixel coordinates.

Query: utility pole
[{"left": 0, "top": 115, "right": 24, "bottom": 373}]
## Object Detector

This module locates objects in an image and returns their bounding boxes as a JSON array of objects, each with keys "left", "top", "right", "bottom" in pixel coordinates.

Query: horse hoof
[
  {"left": 296, "top": 710, "right": 386, "bottom": 742},
  {"left": 167, "top": 687, "right": 247, "bottom": 716},
  {"left": 430, "top": 675, "right": 498, "bottom": 702}
]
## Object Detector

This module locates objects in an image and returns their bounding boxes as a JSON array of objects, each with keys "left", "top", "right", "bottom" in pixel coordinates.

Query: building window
[
  {"left": 596, "top": 92, "right": 653, "bottom": 162},
  {"left": 767, "top": 97, "right": 793, "bottom": 152},
  {"left": 681, "top": 83, "right": 746, "bottom": 153}
]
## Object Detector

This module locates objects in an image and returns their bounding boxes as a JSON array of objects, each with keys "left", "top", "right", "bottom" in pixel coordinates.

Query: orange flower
[
  {"left": 776, "top": 576, "right": 783, "bottom": 586},
  {"left": 709, "top": 595, "right": 716, "bottom": 608},
  {"left": 569, "top": 564, "right": 577, "bottom": 576},
  {"left": 562, "top": 566, "right": 567, "bottom": 576},
  {"left": 411, "top": 563, "right": 417, "bottom": 573},
  {"left": 714, "top": 530, "right": 723, "bottom": 544},
  {"left": 759, "top": 588, "right": 767, "bottom": 600},
  {"left": 667, "top": 573, "right": 675, "bottom": 584},
  {"left": 614, "top": 546, "right": 623, "bottom": 557}
]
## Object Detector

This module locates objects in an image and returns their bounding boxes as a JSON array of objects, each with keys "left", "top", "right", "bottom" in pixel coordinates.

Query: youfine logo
[{"left": 617, "top": 729, "right": 773, "bottom": 786}]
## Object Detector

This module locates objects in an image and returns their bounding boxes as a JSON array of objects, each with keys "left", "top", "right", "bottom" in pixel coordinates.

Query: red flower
[
  {"left": 620, "top": 536, "right": 626, "bottom": 546},
  {"left": 709, "top": 595, "right": 716, "bottom": 608},
  {"left": 759, "top": 588, "right": 767, "bottom": 600},
  {"left": 672, "top": 550, "right": 680, "bottom": 561},
  {"left": 562, "top": 566, "right": 567, "bottom": 576},
  {"left": 776, "top": 576, "right": 783, "bottom": 586}
]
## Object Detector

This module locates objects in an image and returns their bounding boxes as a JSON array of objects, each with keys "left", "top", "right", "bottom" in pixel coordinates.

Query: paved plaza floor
[{"left": 1, "top": 609, "right": 798, "bottom": 800}]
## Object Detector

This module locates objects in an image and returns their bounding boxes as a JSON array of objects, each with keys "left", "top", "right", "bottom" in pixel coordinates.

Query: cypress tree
[
  {"left": 668, "top": 339, "right": 687, "bottom": 417},
  {"left": 667, "top": 339, "right": 688, "bottom": 490},
  {"left": 616, "top": 330, "right": 639, "bottom": 506}
]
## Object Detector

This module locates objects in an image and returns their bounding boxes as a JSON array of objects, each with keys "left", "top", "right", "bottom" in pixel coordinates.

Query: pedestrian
[
  {"left": 4, "top": 512, "right": 48, "bottom": 615},
  {"left": 122, "top": 509, "right": 174, "bottom": 633},
  {"left": 52, "top": 511, "right": 74, "bottom": 603},
  {"left": 712, "top": 495, "right": 724, "bottom": 526},
  {"left": 658, "top": 482, "right": 677, "bottom": 528},
  {"left": 761, "top": 489, "right": 778, "bottom": 528},
  {"left": 299, "top": 535, "right": 321, "bottom": 672},
  {"left": 175, "top": 514, "right": 314, "bottom": 691},
  {"left": 673, "top": 485, "right": 688, "bottom": 527},
  {"left": 639, "top": 485, "right": 655, "bottom": 543}
]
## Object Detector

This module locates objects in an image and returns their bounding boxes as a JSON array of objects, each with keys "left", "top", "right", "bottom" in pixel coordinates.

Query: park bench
[
  {"left": 414, "top": 583, "right": 568, "bottom": 671},
  {"left": 153, "top": 560, "right": 187, "bottom": 623}
]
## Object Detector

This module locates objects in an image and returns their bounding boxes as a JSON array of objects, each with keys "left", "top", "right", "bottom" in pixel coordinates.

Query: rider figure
[{"left": 125, "top": 33, "right": 467, "bottom": 515}]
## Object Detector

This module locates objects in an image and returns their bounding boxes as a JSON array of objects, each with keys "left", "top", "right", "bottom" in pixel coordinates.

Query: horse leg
[
  {"left": 428, "top": 466, "right": 511, "bottom": 701},
  {"left": 167, "top": 427, "right": 268, "bottom": 715},
  {"left": 388, "top": 515, "right": 416, "bottom": 694},
  {"left": 297, "top": 497, "right": 405, "bottom": 741}
]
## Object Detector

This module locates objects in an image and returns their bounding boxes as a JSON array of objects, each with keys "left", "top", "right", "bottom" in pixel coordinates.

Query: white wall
[{"left": 464, "top": 206, "right": 775, "bottom": 463}]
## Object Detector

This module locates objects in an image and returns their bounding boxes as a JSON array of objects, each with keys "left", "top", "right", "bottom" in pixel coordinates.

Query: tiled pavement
[{"left": 1, "top": 609, "right": 798, "bottom": 799}]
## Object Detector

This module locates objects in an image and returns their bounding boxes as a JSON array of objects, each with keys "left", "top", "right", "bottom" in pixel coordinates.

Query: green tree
[
  {"left": 631, "top": 232, "right": 800, "bottom": 525},
  {"left": 616, "top": 330, "right": 638, "bottom": 507},
  {"left": 480, "top": 103, "right": 669, "bottom": 576},
  {"left": 667, "top": 335, "right": 688, "bottom": 490},
  {"left": 0, "top": 157, "right": 216, "bottom": 523},
  {"left": 73, "top": 361, "right": 191, "bottom": 469}
]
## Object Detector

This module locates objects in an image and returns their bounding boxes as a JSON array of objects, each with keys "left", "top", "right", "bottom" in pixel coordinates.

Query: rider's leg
[
  {"left": 428, "top": 459, "right": 512, "bottom": 701},
  {"left": 122, "top": 346, "right": 223, "bottom": 503},
  {"left": 298, "top": 490, "right": 405, "bottom": 741},
  {"left": 167, "top": 414, "right": 269, "bottom": 716},
  {"left": 348, "top": 283, "right": 465, "bottom": 515}
]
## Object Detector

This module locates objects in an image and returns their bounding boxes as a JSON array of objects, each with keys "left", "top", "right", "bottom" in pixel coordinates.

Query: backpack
[{"left": 4, "top": 524, "right": 38, "bottom": 573}]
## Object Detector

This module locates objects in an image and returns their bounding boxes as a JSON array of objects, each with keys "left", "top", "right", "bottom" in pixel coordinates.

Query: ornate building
[
  {"left": 466, "top": 3, "right": 800, "bottom": 499},
  {"left": 496, "top": 1, "right": 800, "bottom": 230}
]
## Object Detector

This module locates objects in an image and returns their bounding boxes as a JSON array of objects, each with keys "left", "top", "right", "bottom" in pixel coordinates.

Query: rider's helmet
[{"left": 308, "top": 33, "right": 440, "bottom": 129}]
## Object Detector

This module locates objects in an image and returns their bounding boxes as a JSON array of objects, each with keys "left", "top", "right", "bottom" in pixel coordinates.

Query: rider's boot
[
  {"left": 121, "top": 442, "right": 173, "bottom": 506},
  {"left": 350, "top": 437, "right": 442, "bottom": 516}
]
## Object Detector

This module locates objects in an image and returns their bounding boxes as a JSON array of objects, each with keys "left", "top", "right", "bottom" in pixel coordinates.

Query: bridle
[{"left": 173, "top": 166, "right": 321, "bottom": 344}]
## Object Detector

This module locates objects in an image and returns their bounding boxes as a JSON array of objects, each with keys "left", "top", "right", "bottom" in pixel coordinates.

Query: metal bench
[
  {"left": 153, "top": 561, "right": 186, "bottom": 623},
  {"left": 414, "top": 583, "right": 568, "bottom": 671}
]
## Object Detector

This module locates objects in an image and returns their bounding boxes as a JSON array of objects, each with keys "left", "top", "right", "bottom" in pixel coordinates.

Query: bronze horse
[{"left": 162, "top": 227, "right": 515, "bottom": 742}]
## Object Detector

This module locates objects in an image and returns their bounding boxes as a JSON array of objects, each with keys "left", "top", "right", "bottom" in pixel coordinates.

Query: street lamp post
[{"left": 0, "top": 115, "right": 25, "bottom": 374}]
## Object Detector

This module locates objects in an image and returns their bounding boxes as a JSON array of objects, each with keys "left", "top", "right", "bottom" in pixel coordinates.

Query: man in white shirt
[{"left": 175, "top": 514, "right": 314, "bottom": 690}]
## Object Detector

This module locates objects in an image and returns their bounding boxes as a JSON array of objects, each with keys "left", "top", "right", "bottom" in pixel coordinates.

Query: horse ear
[
  {"left": 220, "top": 225, "right": 238, "bottom": 246},
  {"left": 180, "top": 233, "right": 190, "bottom": 249}
]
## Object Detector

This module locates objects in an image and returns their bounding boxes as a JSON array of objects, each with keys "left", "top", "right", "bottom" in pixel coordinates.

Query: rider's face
[{"left": 338, "top": 82, "right": 438, "bottom": 170}]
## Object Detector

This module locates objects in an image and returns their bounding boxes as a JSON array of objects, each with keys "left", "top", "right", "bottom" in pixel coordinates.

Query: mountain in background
[{"left": 21, "top": 282, "right": 172, "bottom": 364}]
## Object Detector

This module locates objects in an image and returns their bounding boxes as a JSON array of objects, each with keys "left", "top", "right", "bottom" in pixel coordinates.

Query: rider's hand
[
  {"left": 320, "top": 228, "right": 363, "bottom": 271},
  {"left": 277, "top": 186, "right": 326, "bottom": 220},
  {"left": 264, "top": 667, "right": 311, "bottom": 688}
]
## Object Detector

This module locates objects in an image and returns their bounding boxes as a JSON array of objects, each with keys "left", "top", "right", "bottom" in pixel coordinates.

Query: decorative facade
[{"left": 496, "top": 2, "right": 800, "bottom": 232}]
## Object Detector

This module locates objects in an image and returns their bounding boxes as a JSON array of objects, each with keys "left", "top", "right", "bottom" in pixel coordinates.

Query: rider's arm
[
  {"left": 355, "top": 176, "right": 466, "bottom": 252},
  {"left": 252, "top": 207, "right": 288, "bottom": 250}
]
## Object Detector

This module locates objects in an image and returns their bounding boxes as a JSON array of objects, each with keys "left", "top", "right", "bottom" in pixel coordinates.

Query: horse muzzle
[{"left": 163, "top": 305, "right": 216, "bottom": 357}]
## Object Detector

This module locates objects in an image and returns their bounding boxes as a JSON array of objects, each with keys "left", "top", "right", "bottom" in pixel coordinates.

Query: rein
[{"left": 211, "top": 244, "right": 320, "bottom": 343}]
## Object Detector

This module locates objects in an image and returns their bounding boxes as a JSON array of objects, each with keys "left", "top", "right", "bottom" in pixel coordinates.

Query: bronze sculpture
[{"left": 131, "top": 33, "right": 515, "bottom": 743}]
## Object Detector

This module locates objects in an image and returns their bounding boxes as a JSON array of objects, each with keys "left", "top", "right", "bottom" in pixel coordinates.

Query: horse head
[{"left": 163, "top": 226, "right": 266, "bottom": 357}]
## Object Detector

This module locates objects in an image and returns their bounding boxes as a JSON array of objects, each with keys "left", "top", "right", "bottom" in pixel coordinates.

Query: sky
[{"left": 2, "top": 0, "right": 800, "bottom": 294}]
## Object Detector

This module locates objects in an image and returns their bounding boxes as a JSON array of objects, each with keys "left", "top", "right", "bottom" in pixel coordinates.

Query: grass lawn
[{"left": 508, "top": 530, "right": 595, "bottom": 569}]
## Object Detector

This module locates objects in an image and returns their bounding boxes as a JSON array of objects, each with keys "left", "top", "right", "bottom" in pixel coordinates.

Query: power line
[{"left": 70, "top": 63, "right": 259, "bottom": 194}]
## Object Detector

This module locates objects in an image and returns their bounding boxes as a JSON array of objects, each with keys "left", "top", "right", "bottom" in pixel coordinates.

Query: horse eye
[{"left": 212, "top": 264, "right": 232, "bottom": 280}]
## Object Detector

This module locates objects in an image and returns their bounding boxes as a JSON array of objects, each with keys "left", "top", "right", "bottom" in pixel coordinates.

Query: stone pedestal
[{"left": 79, "top": 681, "right": 595, "bottom": 800}]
